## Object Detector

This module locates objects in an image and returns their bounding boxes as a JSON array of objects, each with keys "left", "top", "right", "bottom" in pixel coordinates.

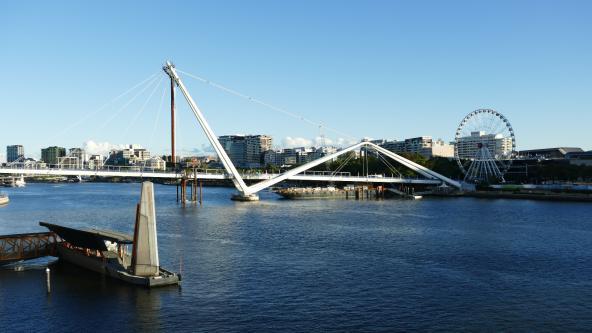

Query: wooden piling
[
  {"left": 193, "top": 168, "right": 198, "bottom": 202},
  {"left": 180, "top": 179, "right": 187, "bottom": 205},
  {"left": 199, "top": 179, "right": 203, "bottom": 205}
]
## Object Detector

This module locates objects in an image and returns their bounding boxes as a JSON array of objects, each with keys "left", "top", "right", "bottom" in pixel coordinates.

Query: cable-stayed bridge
[{"left": 1, "top": 61, "right": 461, "bottom": 200}]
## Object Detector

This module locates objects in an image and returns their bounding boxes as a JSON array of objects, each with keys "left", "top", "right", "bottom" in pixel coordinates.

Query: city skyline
[{"left": 1, "top": 1, "right": 591, "bottom": 163}]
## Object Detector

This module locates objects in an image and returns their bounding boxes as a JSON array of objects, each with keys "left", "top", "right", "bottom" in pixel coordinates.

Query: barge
[
  {"left": 274, "top": 185, "right": 386, "bottom": 200},
  {"left": 275, "top": 186, "right": 347, "bottom": 199}
]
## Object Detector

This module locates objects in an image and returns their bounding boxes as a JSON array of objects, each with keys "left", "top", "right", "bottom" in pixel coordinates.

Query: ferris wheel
[{"left": 454, "top": 109, "right": 516, "bottom": 183}]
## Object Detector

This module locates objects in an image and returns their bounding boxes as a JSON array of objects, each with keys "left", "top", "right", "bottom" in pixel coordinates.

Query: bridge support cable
[
  {"left": 47, "top": 71, "right": 161, "bottom": 143},
  {"left": 246, "top": 142, "right": 461, "bottom": 194},
  {"left": 245, "top": 142, "right": 368, "bottom": 195},
  {"left": 148, "top": 82, "right": 168, "bottom": 152},
  {"left": 95, "top": 74, "right": 162, "bottom": 137},
  {"left": 329, "top": 150, "right": 356, "bottom": 178},
  {"left": 123, "top": 76, "right": 164, "bottom": 141},
  {"left": 367, "top": 143, "right": 461, "bottom": 188},
  {"left": 176, "top": 69, "right": 357, "bottom": 141},
  {"left": 372, "top": 149, "right": 403, "bottom": 178}
]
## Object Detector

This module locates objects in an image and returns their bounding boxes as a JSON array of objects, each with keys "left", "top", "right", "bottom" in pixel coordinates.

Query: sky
[{"left": 0, "top": 0, "right": 591, "bottom": 161}]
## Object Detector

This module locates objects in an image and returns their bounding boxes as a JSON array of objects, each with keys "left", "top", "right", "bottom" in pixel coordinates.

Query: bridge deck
[
  {"left": 0, "top": 232, "right": 58, "bottom": 264},
  {"left": 0, "top": 168, "right": 443, "bottom": 185}
]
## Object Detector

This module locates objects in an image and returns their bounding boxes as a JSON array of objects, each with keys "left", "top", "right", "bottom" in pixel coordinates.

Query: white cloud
[
  {"left": 176, "top": 144, "right": 216, "bottom": 157},
  {"left": 335, "top": 137, "right": 359, "bottom": 147},
  {"left": 314, "top": 136, "right": 333, "bottom": 146},
  {"left": 282, "top": 137, "right": 312, "bottom": 148},
  {"left": 282, "top": 136, "right": 359, "bottom": 149},
  {"left": 83, "top": 140, "right": 127, "bottom": 156}
]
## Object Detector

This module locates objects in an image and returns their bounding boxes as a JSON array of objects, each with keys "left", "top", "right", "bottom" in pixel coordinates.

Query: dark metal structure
[{"left": 0, "top": 232, "right": 57, "bottom": 264}]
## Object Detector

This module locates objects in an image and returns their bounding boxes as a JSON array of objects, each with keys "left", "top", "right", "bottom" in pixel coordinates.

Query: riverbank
[{"left": 429, "top": 190, "right": 592, "bottom": 202}]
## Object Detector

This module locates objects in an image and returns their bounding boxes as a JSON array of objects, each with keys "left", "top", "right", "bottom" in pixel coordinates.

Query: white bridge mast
[{"left": 163, "top": 61, "right": 255, "bottom": 200}]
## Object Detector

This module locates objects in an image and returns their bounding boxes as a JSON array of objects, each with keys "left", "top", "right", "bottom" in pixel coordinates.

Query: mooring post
[
  {"left": 181, "top": 178, "right": 187, "bottom": 206},
  {"left": 45, "top": 267, "right": 51, "bottom": 293},
  {"left": 199, "top": 179, "right": 203, "bottom": 205}
]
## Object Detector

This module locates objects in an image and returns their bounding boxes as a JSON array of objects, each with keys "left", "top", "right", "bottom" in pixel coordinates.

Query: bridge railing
[
  {"left": 1, "top": 164, "right": 436, "bottom": 182},
  {"left": 0, "top": 163, "right": 175, "bottom": 174}
]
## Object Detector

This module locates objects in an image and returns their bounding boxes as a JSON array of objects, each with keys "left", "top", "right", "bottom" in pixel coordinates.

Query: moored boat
[
  {"left": 0, "top": 193, "right": 9, "bottom": 205},
  {"left": 14, "top": 175, "right": 26, "bottom": 188}
]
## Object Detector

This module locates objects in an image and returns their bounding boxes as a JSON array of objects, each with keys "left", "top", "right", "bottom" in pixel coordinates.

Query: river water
[{"left": 1, "top": 183, "right": 591, "bottom": 331}]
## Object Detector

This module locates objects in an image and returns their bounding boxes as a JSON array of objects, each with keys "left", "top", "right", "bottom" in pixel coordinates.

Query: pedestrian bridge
[
  {"left": 1, "top": 61, "right": 461, "bottom": 200},
  {"left": 0, "top": 232, "right": 58, "bottom": 265}
]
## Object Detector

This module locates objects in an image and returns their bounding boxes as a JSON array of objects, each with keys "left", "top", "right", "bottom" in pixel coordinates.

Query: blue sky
[{"left": 1, "top": 0, "right": 591, "bottom": 160}]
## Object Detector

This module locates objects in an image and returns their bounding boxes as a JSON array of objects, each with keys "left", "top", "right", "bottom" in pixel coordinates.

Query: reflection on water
[{"left": 1, "top": 183, "right": 592, "bottom": 331}]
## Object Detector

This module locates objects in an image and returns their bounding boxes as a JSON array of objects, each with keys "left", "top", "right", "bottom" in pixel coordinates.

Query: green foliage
[
  {"left": 264, "top": 164, "right": 281, "bottom": 173},
  {"left": 425, "top": 157, "right": 464, "bottom": 179}
]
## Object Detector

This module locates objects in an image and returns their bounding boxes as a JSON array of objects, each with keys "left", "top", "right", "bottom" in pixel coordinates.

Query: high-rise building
[
  {"left": 41, "top": 146, "right": 66, "bottom": 166},
  {"left": 381, "top": 136, "right": 454, "bottom": 158},
  {"left": 405, "top": 136, "right": 435, "bottom": 157},
  {"left": 105, "top": 145, "right": 151, "bottom": 166},
  {"left": 57, "top": 156, "right": 80, "bottom": 169},
  {"left": 381, "top": 140, "right": 406, "bottom": 154},
  {"left": 6, "top": 145, "right": 24, "bottom": 162},
  {"left": 69, "top": 148, "right": 89, "bottom": 164},
  {"left": 456, "top": 131, "right": 513, "bottom": 160},
  {"left": 263, "top": 146, "right": 338, "bottom": 167},
  {"left": 88, "top": 155, "right": 104, "bottom": 169},
  {"left": 219, "top": 134, "right": 272, "bottom": 168},
  {"left": 145, "top": 156, "right": 166, "bottom": 171},
  {"left": 219, "top": 135, "right": 246, "bottom": 167}
]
